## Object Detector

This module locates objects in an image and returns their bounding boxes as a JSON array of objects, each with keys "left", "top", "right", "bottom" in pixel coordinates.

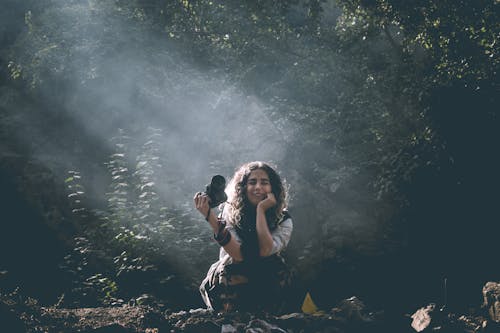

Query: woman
[{"left": 194, "top": 161, "right": 293, "bottom": 312}]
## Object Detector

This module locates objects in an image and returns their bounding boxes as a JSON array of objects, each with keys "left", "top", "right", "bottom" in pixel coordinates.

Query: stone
[
  {"left": 335, "top": 296, "right": 373, "bottom": 322},
  {"left": 221, "top": 324, "right": 237, "bottom": 333},
  {"left": 245, "top": 319, "right": 287, "bottom": 333},
  {"left": 482, "top": 282, "right": 500, "bottom": 323},
  {"left": 410, "top": 303, "right": 435, "bottom": 332}
]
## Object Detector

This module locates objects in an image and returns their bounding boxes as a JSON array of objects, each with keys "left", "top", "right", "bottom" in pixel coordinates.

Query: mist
[
  {"left": 1, "top": 0, "right": 312, "bottom": 285},
  {"left": 4, "top": 0, "right": 494, "bottom": 313}
]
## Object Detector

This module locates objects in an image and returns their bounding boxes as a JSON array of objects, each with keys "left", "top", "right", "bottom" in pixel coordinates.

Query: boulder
[
  {"left": 410, "top": 303, "right": 436, "bottom": 332},
  {"left": 482, "top": 282, "right": 500, "bottom": 323},
  {"left": 335, "top": 296, "right": 373, "bottom": 323}
]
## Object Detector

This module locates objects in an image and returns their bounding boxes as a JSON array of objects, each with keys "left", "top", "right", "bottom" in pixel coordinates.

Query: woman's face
[{"left": 245, "top": 168, "right": 272, "bottom": 207}]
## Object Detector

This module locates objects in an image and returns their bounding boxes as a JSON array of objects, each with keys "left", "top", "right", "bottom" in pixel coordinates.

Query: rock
[
  {"left": 189, "top": 308, "right": 212, "bottom": 315},
  {"left": 410, "top": 303, "right": 436, "bottom": 332},
  {"left": 81, "top": 323, "right": 133, "bottom": 333},
  {"left": 482, "top": 281, "right": 500, "bottom": 323},
  {"left": 274, "top": 313, "right": 307, "bottom": 332},
  {"left": 245, "top": 319, "right": 287, "bottom": 333},
  {"left": 221, "top": 323, "right": 237, "bottom": 333},
  {"left": 335, "top": 296, "right": 373, "bottom": 323}
]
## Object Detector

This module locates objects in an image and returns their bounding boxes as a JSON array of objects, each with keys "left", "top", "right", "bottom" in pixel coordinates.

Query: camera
[{"left": 204, "top": 175, "right": 227, "bottom": 208}]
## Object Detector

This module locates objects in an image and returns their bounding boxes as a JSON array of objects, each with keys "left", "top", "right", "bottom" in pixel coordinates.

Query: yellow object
[{"left": 301, "top": 292, "right": 318, "bottom": 314}]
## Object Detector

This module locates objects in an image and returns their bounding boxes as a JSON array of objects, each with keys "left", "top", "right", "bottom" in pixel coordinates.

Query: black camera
[{"left": 204, "top": 175, "right": 227, "bottom": 208}]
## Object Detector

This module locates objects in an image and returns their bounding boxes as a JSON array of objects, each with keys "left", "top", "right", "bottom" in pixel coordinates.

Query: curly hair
[{"left": 224, "top": 161, "right": 288, "bottom": 228}]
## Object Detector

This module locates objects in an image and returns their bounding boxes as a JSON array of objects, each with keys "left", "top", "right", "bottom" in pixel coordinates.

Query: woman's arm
[
  {"left": 269, "top": 217, "right": 293, "bottom": 254},
  {"left": 194, "top": 193, "right": 243, "bottom": 261},
  {"left": 256, "top": 210, "right": 293, "bottom": 256},
  {"left": 256, "top": 194, "right": 277, "bottom": 257},
  {"left": 206, "top": 209, "right": 243, "bottom": 261},
  {"left": 256, "top": 206, "right": 274, "bottom": 256}
]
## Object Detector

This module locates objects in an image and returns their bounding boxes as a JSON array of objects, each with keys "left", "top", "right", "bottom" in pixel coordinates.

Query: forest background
[{"left": 0, "top": 0, "right": 498, "bottom": 316}]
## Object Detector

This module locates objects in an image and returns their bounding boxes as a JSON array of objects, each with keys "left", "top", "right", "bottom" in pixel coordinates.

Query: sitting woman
[{"left": 194, "top": 161, "right": 293, "bottom": 313}]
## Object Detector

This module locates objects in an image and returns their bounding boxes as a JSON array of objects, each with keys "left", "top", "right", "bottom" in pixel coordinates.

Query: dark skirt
[{"left": 200, "top": 254, "right": 292, "bottom": 313}]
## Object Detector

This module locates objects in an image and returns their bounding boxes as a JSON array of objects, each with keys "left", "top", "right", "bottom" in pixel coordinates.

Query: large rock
[
  {"left": 410, "top": 303, "right": 437, "bottom": 332},
  {"left": 482, "top": 282, "right": 500, "bottom": 323}
]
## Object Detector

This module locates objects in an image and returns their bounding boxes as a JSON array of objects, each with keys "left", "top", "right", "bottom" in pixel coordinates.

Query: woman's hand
[
  {"left": 193, "top": 192, "right": 211, "bottom": 219},
  {"left": 257, "top": 192, "right": 277, "bottom": 212},
  {"left": 256, "top": 192, "right": 276, "bottom": 257}
]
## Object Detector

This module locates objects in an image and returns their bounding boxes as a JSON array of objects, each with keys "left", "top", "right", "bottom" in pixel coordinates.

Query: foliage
[
  {"left": 2, "top": 0, "right": 498, "bottom": 309},
  {"left": 63, "top": 174, "right": 121, "bottom": 306},
  {"left": 63, "top": 127, "right": 216, "bottom": 307},
  {"left": 335, "top": 0, "right": 499, "bottom": 87}
]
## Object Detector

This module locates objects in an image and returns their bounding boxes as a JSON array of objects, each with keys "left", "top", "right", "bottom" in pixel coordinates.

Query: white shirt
[{"left": 218, "top": 217, "right": 293, "bottom": 261}]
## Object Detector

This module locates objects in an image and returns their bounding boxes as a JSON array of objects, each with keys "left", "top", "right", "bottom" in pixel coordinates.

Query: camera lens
[
  {"left": 211, "top": 175, "right": 225, "bottom": 189},
  {"left": 206, "top": 175, "right": 227, "bottom": 208}
]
